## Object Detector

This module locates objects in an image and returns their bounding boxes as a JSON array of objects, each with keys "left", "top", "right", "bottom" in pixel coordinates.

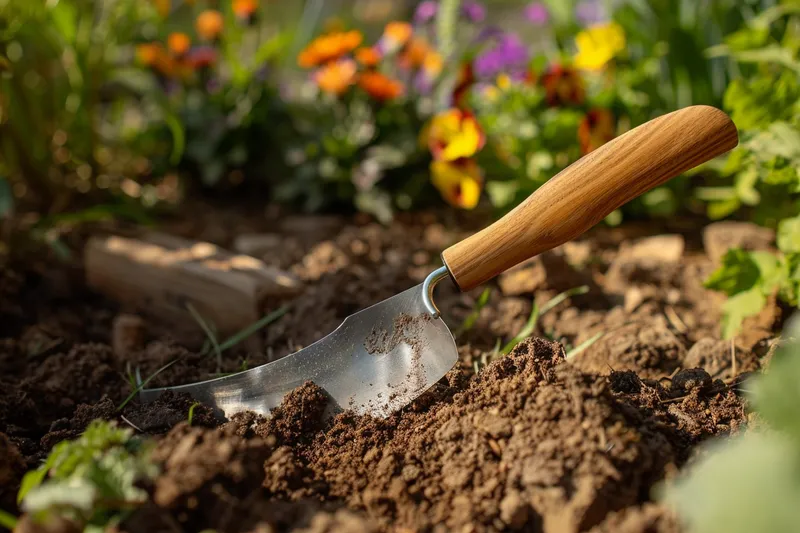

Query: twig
[
  {"left": 731, "top": 338, "right": 737, "bottom": 378},
  {"left": 120, "top": 415, "right": 143, "bottom": 433},
  {"left": 665, "top": 306, "right": 687, "bottom": 333}
]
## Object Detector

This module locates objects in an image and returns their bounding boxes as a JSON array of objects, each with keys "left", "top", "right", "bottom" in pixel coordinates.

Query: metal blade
[{"left": 139, "top": 283, "right": 458, "bottom": 420}]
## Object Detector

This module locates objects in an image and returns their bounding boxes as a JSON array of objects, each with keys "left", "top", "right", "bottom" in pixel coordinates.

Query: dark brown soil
[{"left": 0, "top": 209, "right": 783, "bottom": 532}]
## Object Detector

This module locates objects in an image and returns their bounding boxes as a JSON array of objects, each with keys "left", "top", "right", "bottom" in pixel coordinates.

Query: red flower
[
  {"left": 540, "top": 65, "right": 585, "bottom": 107},
  {"left": 578, "top": 109, "right": 616, "bottom": 154},
  {"left": 452, "top": 62, "right": 474, "bottom": 109}
]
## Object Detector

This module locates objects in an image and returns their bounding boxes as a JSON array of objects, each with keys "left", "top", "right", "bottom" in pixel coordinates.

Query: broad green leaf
[
  {"left": 721, "top": 288, "right": 767, "bottom": 339},
  {"left": 661, "top": 432, "right": 800, "bottom": 533},
  {"left": 705, "top": 249, "right": 765, "bottom": 296},
  {"left": 751, "top": 317, "right": 800, "bottom": 439},
  {"left": 778, "top": 216, "right": 800, "bottom": 254}
]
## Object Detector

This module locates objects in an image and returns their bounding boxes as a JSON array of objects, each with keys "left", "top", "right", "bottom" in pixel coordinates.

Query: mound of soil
[{"left": 0, "top": 209, "right": 783, "bottom": 532}]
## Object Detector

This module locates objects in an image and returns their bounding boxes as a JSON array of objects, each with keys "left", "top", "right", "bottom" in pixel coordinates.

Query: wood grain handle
[{"left": 441, "top": 105, "right": 739, "bottom": 291}]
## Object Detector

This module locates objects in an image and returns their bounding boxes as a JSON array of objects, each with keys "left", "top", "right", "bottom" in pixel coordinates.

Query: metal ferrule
[{"left": 422, "top": 265, "right": 451, "bottom": 318}]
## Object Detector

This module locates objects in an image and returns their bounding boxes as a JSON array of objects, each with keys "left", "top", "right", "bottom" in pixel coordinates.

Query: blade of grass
[
  {"left": 540, "top": 285, "right": 589, "bottom": 314},
  {"left": 187, "top": 402, "right": 201, "bottom": 426},
  {"left": 186, "top": 302, "right": 222, "bottom": 372},
  {"left": 0, "top": 509, "right": 17, "bottom": 530},
  {"left": 117, "top": 358, "right": 180, "bottom": 411},
  {"left": 501, "top": 302, "right": 540, "bottom": 355},
  {"left": 455, "top": 288, "right": 492, "bottom": 338},
  {"left": 217, "top": 306, "right": 289, "bottom": 353},
  {"left": 566, "top": 332, "right": 605, "bottom": 360},
  {"left": 500, "top": 285, "right": 590, "bottom": 356}
]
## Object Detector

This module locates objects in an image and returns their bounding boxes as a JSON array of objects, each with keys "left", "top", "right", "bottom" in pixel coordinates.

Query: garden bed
[{"left": 0, "top": 206, "right": 785, "bottom": 532}]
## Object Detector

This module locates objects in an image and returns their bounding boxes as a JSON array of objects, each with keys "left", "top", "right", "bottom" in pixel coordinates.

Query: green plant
[
  {"left": 17, "top": 420, "right": 157, "bottom": 531},
  {"left": 696, "top": 3, "right": 800, "bottom": 225},
  {"left": 660, "top": 315, "right": 800, "bottom": 532},
  {"left": 705, "top": 215, "right": 800, "bottom": 338}
]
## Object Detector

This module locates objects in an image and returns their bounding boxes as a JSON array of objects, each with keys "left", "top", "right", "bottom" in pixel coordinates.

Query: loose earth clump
[{"left": 0, "top": 211, "right": 780, "bottom": 532}]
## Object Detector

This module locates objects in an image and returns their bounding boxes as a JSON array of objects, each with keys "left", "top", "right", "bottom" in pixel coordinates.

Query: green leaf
[
  {"left": 455, "top": 288, "right": 492, "bottom": 337},
  {"left": 778, "top": 216, "right": 800, "bottom": 254},
  {"left": 704, "top": 249, "right": 767, "bottom": 296},
  {"left": 751, "top": 317, "right": 800, "bottom": 443},
  {"left": 720, "top": 288, "right": 767, "bottom": 339},
  {"left": 661, "top": 432, "right": 800, "bottom": 533},
  {"left": 0, "top": 509, "right": 17, "bottom": 529}
]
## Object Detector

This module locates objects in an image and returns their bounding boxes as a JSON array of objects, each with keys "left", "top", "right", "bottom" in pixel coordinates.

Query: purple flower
[
  {"left": 473, "top": 33, "right": 529, "bottom": 79},
  {"left": 414, "top": 1, "right": 438, "bottom": 24},
  {"left": 461, "top": 1, "right": 486, "bottom": 23},
  {"left": 524, "top": 2, "right": 550, "bottom": 25},
  {"left": 414, "top": 70, "right": 434, "bottom": 94},
  {"left": 575, "top": 0, "right": 608, "bottom": 25}
]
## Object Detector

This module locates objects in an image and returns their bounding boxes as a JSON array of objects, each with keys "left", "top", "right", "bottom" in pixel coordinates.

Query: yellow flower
[
  {"left": 196, "top": 10, "right": 224, "bottom": 41},
  {"left": 574, "top": 22, "right": 625, "bottom": 71},
  {"left": 426, "top": 109, "right": 486, "bottom": 162},
  {"left": 496, "top": 73, "right": 512, "bottom": 90},
  {"left": 298, "top": 30, "right": 363, "bottom": 68},
  {"left": 315, "top": 59, "right": 357, "bottom": 95},
  {"left": 431, "top": 159, "right": 483, "bottom": 209}
]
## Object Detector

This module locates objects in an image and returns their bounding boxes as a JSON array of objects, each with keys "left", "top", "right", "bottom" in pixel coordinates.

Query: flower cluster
[
  {"left": 415, "top": 2, "right": 627, "bottom": 209},
  {"left": 134, "top": 5, "right": 236, "bottom": 87},
  {"left": 297, "top": 21, "right": 444, "bottom": 102}
]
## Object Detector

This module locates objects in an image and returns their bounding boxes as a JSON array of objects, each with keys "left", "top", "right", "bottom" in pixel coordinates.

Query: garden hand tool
[{"left": 139, "top": 105, "right": 738, "bottom": 420}]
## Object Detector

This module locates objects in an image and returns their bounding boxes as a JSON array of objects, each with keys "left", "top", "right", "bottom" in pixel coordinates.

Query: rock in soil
[
  {"left": 570, "top": 323, "right": 686, "bottom": 379},
  {"left": 684, "top": 338, "right": 760, "bottom": 381},
  {"left": 702, "top": 221, "right": 775, "bottom": 263}
]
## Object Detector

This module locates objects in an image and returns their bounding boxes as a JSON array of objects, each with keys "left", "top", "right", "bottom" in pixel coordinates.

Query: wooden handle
[{"left": 441, "top": 105, "right": 739, "bottom": 291}]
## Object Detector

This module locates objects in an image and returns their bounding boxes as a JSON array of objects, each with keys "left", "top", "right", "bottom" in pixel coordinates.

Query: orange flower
[
  {"left": 379, "top": 21, "right": 413, "bottom": 54},
  {"left": 578, "top": 109, "right": 616, "bottom": 154},
  {"left": 399, "top": 36, "right": 432, "bottom": 69},
  {"left": 430, "top": 158, "right": 483, "bottom": 209},
  {"left": 298, "top": 30, "right": 363, "bottom": 68},
  {"left": 359, "top": 72, "right": 404, "bottom": 101},
  {"left": 422, "top": 51, "right": 443, "bottom": 78},
  {"left": 135, "top": 42, "right": 162, "bottom": 66},
  {"left": 425, "top": 109, "right": 485, "bottom": 161},
  {"left": 233, "top": 0, "right": 258, "bottom": 21},
  {"left": 167, "top": 32, "right": 191, "bottom": 56},
  {"left": 315, "top": 59, "right": 357, "bottom": 95},
  {"left": 355, "top": 47, "right": 381, "bottom": 68},
  {"left": 540, "top": 65, "right": 585, "bottom": 106},
  {"left": 196, "top": 10, "right": 224, "bottom": 41}
]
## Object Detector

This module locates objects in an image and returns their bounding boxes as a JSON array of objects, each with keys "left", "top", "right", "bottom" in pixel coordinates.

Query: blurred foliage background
[{"left": 0, "top": 0, "right": 799, "bottom": 330}]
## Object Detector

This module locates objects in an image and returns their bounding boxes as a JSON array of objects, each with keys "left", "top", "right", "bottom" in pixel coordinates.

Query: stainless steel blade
[{"left": 138, "top": 283, "right": 458, "bottom": 420}]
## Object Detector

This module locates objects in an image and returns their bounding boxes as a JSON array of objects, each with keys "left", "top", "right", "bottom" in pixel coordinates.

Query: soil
[{"left": 0, "top": 206, "right": 784, "bottom": 532}]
